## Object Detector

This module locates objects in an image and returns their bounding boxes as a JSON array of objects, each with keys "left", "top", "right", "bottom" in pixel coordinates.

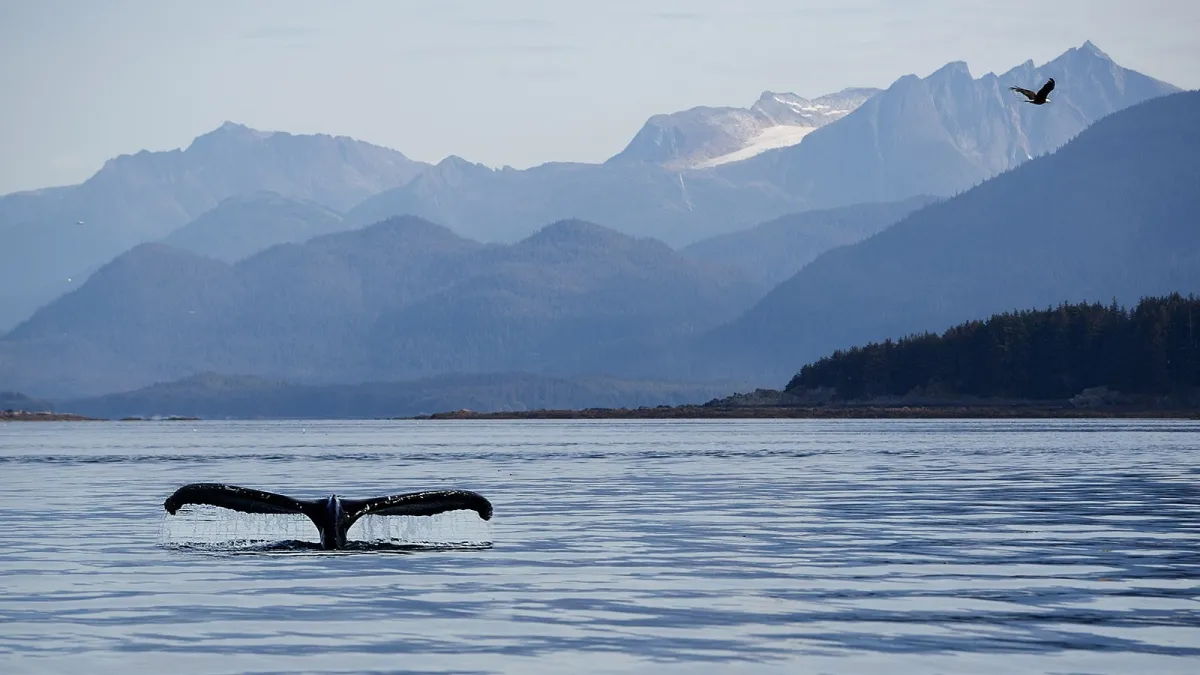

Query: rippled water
[{"left": 1, "top": 419, "right": 1198, "bottom": 674}]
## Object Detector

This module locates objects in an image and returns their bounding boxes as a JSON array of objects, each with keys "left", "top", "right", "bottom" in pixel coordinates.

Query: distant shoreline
[
  {"left": 6, "top": 405, "right": 1196, "bottom": 423},
  {"left": 0, "top": 410, "right": 101, "bottom": 422},
  {"left": 412, "top": 405, "right": 1200, "bottom": 420},
  {"left": 0, "top": 411, "right": 203, "bottom": 422}
]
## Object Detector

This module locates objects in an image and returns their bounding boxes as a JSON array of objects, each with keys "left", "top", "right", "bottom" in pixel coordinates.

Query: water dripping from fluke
[{"left": 158, "top": 483, "right": 494, "bottom": 554}]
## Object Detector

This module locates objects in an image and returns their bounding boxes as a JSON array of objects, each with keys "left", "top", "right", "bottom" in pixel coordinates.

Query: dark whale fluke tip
[{"left": 162, "top": 483, "right": 493, "bottom": 549}]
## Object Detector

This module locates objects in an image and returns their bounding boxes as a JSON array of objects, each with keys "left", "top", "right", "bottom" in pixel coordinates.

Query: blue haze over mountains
[
  {"left": 0, "top": 42, "right": 1195, "bottom": 413},
  {"left": 2, "top": 217, "right": 763, "bottom": 398},
  {"left": 0, "top": 125, "right": 427, "bottom": 332}
]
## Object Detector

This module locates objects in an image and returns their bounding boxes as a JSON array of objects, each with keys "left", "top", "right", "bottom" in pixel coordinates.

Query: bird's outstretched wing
[
  {"left": 1036, "top": 78, "right": 1055, "bottom": 99},
  {"left": 1010, "top": 86, "right": 1037, "bottom": 101},
  {"left": 163, "top": 483, "right": 307, "bottom": 515},
  {"left": 341, "top": 490, "right": 493, "bottom": 529}
]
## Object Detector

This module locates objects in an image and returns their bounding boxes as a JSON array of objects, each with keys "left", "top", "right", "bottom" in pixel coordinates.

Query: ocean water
[{"left": 0, "top": 419, "right": 1197, "bottom": 674}]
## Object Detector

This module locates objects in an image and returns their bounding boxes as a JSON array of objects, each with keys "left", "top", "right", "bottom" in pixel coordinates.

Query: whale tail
[{"left": 163, "top": 483, "right": 493, "bottom": 549}]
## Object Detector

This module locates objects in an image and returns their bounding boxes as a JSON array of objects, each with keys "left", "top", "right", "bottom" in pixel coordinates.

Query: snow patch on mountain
[
  {"left": 609, "top": 88, "right": 879, "bottom": 169},
  {"left": 694, "top": 125, "right": 818, "bottom": 168}
]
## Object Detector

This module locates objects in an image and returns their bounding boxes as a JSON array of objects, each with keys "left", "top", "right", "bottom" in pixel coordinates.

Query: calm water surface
[{"left": 0, "top": 419, "right": 1198, "bottom": 674}]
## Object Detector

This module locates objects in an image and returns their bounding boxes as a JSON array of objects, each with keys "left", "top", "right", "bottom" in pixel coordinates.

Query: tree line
[{"left": 786, "top": 294, "right": 1200, "bottom": 401}]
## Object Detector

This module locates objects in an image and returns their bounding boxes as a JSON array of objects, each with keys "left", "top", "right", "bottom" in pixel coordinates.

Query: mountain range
[
  {"left": 341, "top": 42, "right": 1177, "bottom": 249},
  {"left": 0, "top": 217, "right": 763, "bottom": 398},
  {"left": 0, "top": 42, "right": 1177, "bottom": 332},
  {"left": 0, "top": 41, "right": 1193, "bottom": 414},
  {"left": 0, "top": 123, "right": 427, "bottom": 331},
  {"left": 682, "top": 196, "right": 939, "bottom": 287},
  {"left": 716, "top": 42, "right": 1179, "bottom": 209},
  {"left": 4, "top": 91, "right": 1197, "bottom": 401},
  {"left": 694, "top": 89, "right": 1200, "bottom": 382}
]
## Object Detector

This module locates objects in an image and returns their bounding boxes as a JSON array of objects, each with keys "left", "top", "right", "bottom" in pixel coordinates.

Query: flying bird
[{"left": 1010, "top": 78, "right": 1055, "bottom": 105}]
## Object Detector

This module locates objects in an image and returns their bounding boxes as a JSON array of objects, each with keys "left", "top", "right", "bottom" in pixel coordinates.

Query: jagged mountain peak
[
  {"left": 1054, "top": 39, "right": 1114, "bottom": 66},
  {"left": 408, "top": 155, "right": 495, "bottom": 192},
  {"left": 931, "top": 60, "right": 973, "bottom": 79},
  {"left": 998, "top": 40, "right": 1119, "bottom": 81},
  {"left": 181, "top": 122, "right": 289, "bottom": 156},
  {"left": 435, "top": 154, "right": 489, "bottom": 170},
  {"left": 1076, "top": 39, "right": 1112, "bottom": 60},
  {"left": 609, "top": 86, "right": 878, "bottom": 169},
  {"left": 205, "top": 120, "right": 277, "bottom": 140},
  {"left": 716, "top": 42, "right": 1181, "bottom": 212}
]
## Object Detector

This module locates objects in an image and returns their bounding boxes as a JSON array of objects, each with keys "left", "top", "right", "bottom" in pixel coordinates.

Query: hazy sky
[{"left": 1, "top": 0, "right": 1197, "bottom": 195}]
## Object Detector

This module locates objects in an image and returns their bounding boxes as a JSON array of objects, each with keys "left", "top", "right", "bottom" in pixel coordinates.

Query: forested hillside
[{"left": 786, "top": 294, "right": 1200, "bottom": 402}]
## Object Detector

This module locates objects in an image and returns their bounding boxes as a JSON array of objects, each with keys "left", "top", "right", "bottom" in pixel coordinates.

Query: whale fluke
[
  {"left": 341, "top": 490, "right": 493, "bottom": 521},
  {"left": 163, "top": 483, "right": 493, "bottom": 549},
  {"left": 164, "top": 483, "right": 308, "bottom": 516}
]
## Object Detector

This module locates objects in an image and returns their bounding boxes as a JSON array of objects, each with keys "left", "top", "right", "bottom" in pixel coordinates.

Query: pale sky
[{"left": 1, "top": 0, "right": 1197, "bottom": 196}]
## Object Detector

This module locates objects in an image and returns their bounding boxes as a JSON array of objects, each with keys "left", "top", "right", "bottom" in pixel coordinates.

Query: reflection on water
[
  {"left": 0, "top": 419, "right": 1198, "bottom": 674},
  {"left": 161, "top": 541, "right": 495, "bottom": 556}
]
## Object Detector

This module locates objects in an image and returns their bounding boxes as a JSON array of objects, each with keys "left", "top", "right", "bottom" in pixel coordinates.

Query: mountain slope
[
  {"left": 365, "top": 220, "right": 762, "bottom": 377},
  {"left": 0, "top": 217, "right": 763, "bottom": 398},
  {"left": 682, "top": 196, "right": 939, "bottom": 286},
  {"left": 346, "top": 156, "right": 801, "bottom": 246},
  {"left": 701, "top": 90, "right": 1200, "bottom": 382},
  {"left": 607, "top": 88, "right": 879, "bottom": 169},
  {"left": 62, "top": 372, "right": 739, "bottom": 420},
  {"left": 160, "top": 192, "right": 346, "bottom": 262},
  {"left": 0, "top": 391, "right": 56, "bottom": 413},
  {"left": 718, "top": 42, "right": 1181, "bottom": 210},
  {"left": 0, "top": 122, "right": 427, "bottom": 331}
]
